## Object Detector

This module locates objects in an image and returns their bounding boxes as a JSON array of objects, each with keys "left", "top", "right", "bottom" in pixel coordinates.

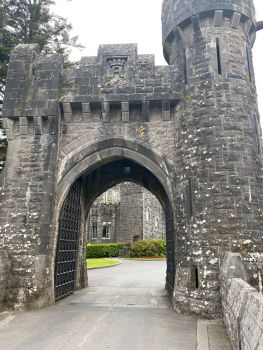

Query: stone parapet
[
  {"left": 220, "top": 252, "right": 263, "bottom": 350},
  {"left": 2, "top": 44, "right": 63, "bottom": 118},
  {"left": 162, "top": 0, "right": 256, "bottom": 63},
  {"left": 60, "top": 44, "right": 181, "bottom": 112}
]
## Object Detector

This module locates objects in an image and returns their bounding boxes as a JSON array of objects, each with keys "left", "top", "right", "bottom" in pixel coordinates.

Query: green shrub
[
  {"left": 130, "top": 239, "right": 166, "bottom": 258},
  {"left": 152, "top": 239, "right": 166, "bottom": 256},
  {"left": 86, "top": 242, "right": 130, "bottom": 258}
]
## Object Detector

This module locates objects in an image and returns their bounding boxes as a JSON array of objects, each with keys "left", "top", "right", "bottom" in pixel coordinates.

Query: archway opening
[
  {"left": 54, "top": 157, "right": 176, "bottom": 302},
  {"left": 87, "top": 182, "right": 166, "bottom": 244}
]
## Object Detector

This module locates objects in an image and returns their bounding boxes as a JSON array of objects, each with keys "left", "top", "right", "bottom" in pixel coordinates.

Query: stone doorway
[{"left": 54, "top": 157, "right": 176, "bottom": 301}]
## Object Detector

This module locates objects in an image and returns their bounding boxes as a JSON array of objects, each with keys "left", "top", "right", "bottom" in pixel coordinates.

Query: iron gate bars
[{"left": 55, "top": 178, "right": 82, "bottom": 301}]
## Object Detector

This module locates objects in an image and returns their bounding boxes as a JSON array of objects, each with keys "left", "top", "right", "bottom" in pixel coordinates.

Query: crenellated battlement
[
  {"left": 3, "top": 44, "right": 181, "bottom": 125},
  {"left": 162, "top": 0, "right": 260, "bottom": 92},
  {"left": 162, "top": 1, "right": 257, "bottom": 63},
  {"left": 162, "top": 0, "right": 256, "bottom": 31},
  {"left": 3, "top": 44, "right": 63, "bottom": 119},
  {"left": 60, "top": 44, "right": 180, "bottom": 121}
]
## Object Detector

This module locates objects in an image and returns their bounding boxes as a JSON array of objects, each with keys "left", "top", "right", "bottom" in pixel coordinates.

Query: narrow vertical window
[
  {"left": 191, "top": 265, "right": 199, "bottom": 289},
  {"left": 145, "top": 209, "right": 150, "bottom": 222},
  {"left": 195, "top": 266, "right": 199, "bottom": 289},
  {"left": 188, "top": 178, "right": 193, "bottom": 218},
  {"left": 216, "top": 38, "right": 222, "bottom": 75},
  {"left": 183, "top": 49, "right": 188, "bottom": 84},
  {"left": 91, "top": 222, "right": 97, "bottom": 239},
  {"left": 246, "top": 46, "right": 252, "bottom": 82}
]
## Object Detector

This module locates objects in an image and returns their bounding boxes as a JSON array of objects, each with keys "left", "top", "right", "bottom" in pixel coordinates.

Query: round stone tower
[{"left": 162, "top": 0, "right": 263, "bottom": 316}]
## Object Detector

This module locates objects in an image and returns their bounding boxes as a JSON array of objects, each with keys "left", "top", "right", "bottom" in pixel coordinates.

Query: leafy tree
[{"left": 0, "top": 0, "right": 81, "bottom": 171}]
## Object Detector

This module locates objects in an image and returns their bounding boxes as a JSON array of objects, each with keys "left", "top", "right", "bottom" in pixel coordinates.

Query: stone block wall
[
  {"left": 220, "top": 252, "right": 263, "bottom": 350},
  {"left": 143, "top": 191, "right": 165, "bottom": 239},
  {"left": 119, "top": 183, "right": 144, "bottom": 242},
  {"left": 162, "top": 0, "right": 263, "bottom": 317},
  {"left": 87, "top": 182, "right": 166, "bottom": 243},
  {"left": 87, "top": 203, "right": 118, "bottom": 243},
  {"left": 0, "top": 44, "right": 63, "bottom": 309}
]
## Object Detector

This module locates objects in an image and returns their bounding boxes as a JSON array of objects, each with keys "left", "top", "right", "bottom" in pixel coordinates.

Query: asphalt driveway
[{"left": 0, "top": 260, "right": 231, "bottom": 350}]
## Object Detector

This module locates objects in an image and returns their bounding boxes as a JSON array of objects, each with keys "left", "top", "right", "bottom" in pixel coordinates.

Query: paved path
[{"left": 0, "top": 260, "right": 232, "bottom": 350}]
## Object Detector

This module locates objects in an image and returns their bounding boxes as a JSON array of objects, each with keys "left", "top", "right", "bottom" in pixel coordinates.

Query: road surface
[{"left": 0, "top": 260, "right": 231, "bottom": 350}]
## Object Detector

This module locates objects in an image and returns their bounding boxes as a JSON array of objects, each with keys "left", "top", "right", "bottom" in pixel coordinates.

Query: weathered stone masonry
[
  {"left": 0, "top": 0, "right": 263, "bottom": 316},
  {"left": 162, "top": 0, "right": 263, "bottom": 315},
  {"left": 220, "top": 253, "right": 263, "bottom": 350},
  {"left": 87, "top": 183, "right": 165, "bottom": 244}
]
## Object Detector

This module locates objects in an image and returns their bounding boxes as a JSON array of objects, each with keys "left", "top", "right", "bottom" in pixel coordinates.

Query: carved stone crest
[{"left": 107, "top": 57, "right": 127, "bottom": 79}]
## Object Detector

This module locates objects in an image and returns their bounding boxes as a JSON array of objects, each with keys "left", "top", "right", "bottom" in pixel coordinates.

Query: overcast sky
[{"left": 53, "top": 0, "right": 263, "bottom": 122}]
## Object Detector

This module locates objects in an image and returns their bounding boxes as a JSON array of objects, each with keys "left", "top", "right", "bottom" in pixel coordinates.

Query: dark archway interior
[
  {"left": 82, "top": 159, "right": 171, "bottom": 217},
  {"left": 55, "top": 158, "right": 175, "bottom": 301}
]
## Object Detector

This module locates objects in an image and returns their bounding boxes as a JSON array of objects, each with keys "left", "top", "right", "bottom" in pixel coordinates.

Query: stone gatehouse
[
  {"left": 0, "top": 0, "right": 263, "bottom": 317},
  {"left": 87, "top": 182, "right": 165, "bottom": 244}
]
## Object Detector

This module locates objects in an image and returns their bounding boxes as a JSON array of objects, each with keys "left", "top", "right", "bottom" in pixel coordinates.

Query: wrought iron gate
[{"left": 55, "top": 179, "right": 82, "bottom": 300}]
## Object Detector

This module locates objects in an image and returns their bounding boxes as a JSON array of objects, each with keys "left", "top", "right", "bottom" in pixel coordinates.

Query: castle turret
[{"left": 162, "top": 0, "right": 263, "bottom": 315}]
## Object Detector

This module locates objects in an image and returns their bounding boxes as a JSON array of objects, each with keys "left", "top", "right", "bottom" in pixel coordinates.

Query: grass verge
[{"left": 86, "top": 258, "right": 121, "bottom": 269}]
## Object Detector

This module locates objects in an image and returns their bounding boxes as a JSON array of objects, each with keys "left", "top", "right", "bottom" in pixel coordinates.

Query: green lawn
[
  {"left": 126, "top": 257, "right": 166, "bottom": 261},
  {"left": 86, "top": 258, "right": 120, "bottom": 269}
]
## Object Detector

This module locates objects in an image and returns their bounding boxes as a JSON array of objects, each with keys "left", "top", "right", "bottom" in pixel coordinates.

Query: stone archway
[
  {"left": 3, "top": 6, "right": 263, "bottom": 314},
  {"left": 53, "top": 140, "right": 177, "bottom": 302}
]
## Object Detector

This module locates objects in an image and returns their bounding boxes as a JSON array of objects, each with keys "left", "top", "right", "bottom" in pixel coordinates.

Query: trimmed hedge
[
  {"left": 87, "top": 240, "right": 166, "bottom": 258},
  {"left": 130, "top": 239, "right": 166, "bottom": 258},
  {"left": 86, "top": 242, "right": 131, "bottom": 258}
]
